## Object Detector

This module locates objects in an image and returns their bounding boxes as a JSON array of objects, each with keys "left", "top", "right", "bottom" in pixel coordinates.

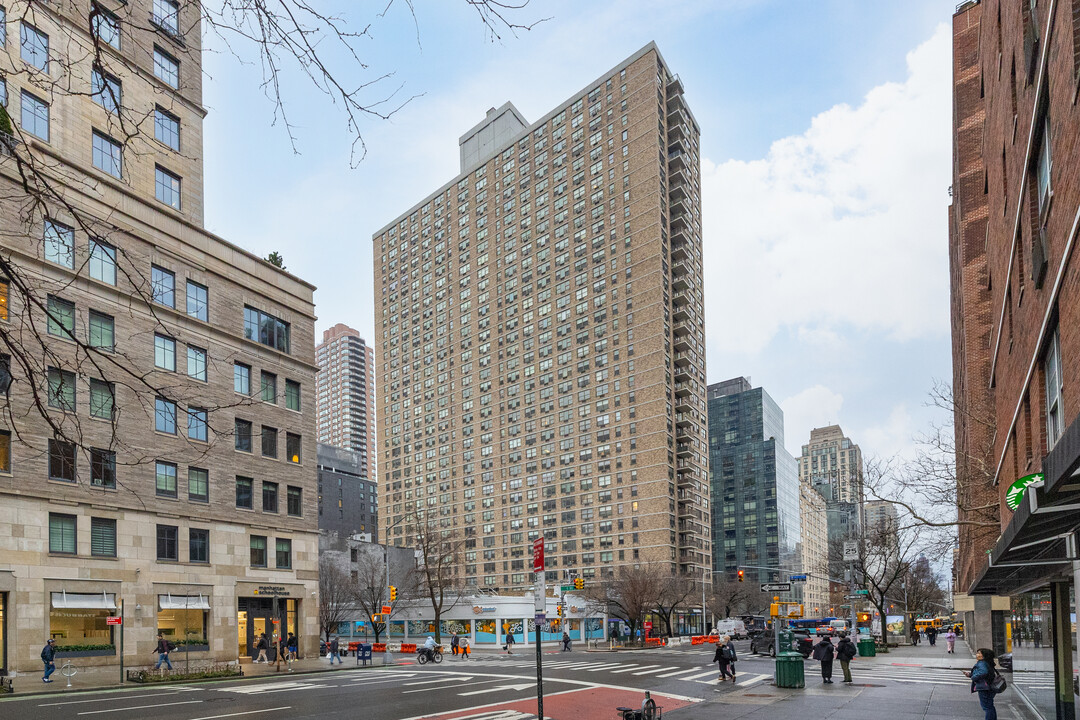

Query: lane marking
[
  {"left": 78, "top": 700, "right": 203, "bottom": 715},
  {"left": 187, "top": 709, "right": 292, "bottom": 720},
  {"left": 39, "top": 692, "right": 183, "bottom": 707}
]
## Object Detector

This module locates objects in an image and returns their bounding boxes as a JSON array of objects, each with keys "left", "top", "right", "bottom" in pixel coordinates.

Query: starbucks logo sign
[{"left": 1005, "top": 473, "right": 1043, "bottom": 510}]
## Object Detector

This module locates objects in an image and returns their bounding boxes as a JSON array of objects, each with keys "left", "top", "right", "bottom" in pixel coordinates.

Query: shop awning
[
  {"left": 51, "top": 591, "right": 116, "bottom": 609},
  {"left": 158, "top": 594, "right": 210, "bottom": 610},
  {"left": 970, "top": 417, "right": 1080, "bottom": 596}
]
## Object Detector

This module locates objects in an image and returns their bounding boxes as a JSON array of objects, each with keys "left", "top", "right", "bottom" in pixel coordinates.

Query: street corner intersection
[{"left": 400, "top": 685, "right": 699, "bottom": 720}]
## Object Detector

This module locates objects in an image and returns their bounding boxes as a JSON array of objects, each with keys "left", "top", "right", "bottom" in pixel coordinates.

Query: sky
[{"left": 199, "top": 0, "right": 959, "bottom": 463}]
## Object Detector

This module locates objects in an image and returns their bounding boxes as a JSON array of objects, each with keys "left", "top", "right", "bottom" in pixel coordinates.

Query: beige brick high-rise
[
  {"left": 0, "top": 1, "right": 319, "bottom": 676},
  {"left": 374, "top": 43, "right": 711, "bottom": 590},
  {"left": 316, "top": 323, "right": 376, "bottom": 476}
]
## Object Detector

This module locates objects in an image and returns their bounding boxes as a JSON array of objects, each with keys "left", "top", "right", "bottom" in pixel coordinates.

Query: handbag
[{"left": 990, "top": 671, "right": 1007, "bottom": 694}]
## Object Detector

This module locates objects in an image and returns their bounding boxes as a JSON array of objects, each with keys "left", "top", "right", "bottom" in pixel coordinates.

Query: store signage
[
  {"left": 472, "top": 606, "right": 497, "bottom": 614},
  {"left": 381, "top": 605, "right": 392, "bottom": 615},
  {"left": 1005, "top": 473, "right": 1043, "bottom": 510},
  {"left": 106, "top": 616, "right": 122, "bottom": 625},
  {"left": 253, "top": 585, "right": 290, "bottom": 596}
]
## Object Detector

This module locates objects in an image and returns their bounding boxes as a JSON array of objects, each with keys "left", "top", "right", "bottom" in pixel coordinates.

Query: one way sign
[{"left": 760, "top": 582, "right": 792, "bottom": 593}]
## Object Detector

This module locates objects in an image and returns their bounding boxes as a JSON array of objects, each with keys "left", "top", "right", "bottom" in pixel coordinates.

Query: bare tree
[
  {"left": 853, "top": 522, "right": 926, "bottom": 646},
  {"left": 409, "top": 521, "right": 467, "bottom": 643},
  {"left": 351, "top": 547, "right": 391, "bottom": 643},
  {"left": 654, "top": 574, "right": 698, "bottom": 637},
  {"left": 318, "top": 554, "right": 353, "bottom": 644},
  {"left": 585, "top": 564, "right": 664, "bottom": 644},
  {"left": 708, "top": 577, "right": 769, "bottom": 620},
  {"left": 903, "top": 558, "right": 948, "bottom": 618}
]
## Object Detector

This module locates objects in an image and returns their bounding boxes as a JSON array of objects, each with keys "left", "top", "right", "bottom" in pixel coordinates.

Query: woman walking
[
  {"left": 964, "top": 648, "right": 998, "bottom": 720},
  {"left": 712, "top": 635, "right": 735, "bottom": 681},
  {"left": 945, "top": 627, "right": 957, "bottom": 654}
]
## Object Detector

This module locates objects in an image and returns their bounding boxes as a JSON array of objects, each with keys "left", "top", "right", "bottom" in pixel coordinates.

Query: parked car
[
  {"left": 750, "top": 629, "right": 813, "bottom": 658},
  {"left": 998, "top": 653, "right": 1013, "bottom": 672}
]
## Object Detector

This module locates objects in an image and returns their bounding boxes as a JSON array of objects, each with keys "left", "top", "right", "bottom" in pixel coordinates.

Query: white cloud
[
  {"left": 701, "top": 23, "right": 953, "bottom": 361},
  {"left": 858, "top": 403, "right": 918, "bottom": 462},
  {"left": 780, "top": 385, "right": 845, "bottom": 455}
]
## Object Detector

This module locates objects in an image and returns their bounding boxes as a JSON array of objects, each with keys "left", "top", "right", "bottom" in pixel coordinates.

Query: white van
[
  {"left": 829, "top": 619, "right": 850, "bottom": 635},
  {"left": 714, "top": 618, "right": 748, "bottom": 639}
]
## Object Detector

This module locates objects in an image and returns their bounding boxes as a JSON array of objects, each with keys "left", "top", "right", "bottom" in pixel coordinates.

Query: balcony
[
  {"left": 674, "top": 363, "right": 691, "bottom": 382},
  {"left": 671, "top": 240, "right": 688, "bottom": 262},
  {"left": 667, "top": 91, "right": 686, "bottom": 115},
  {"left": 675, "top": 395, "right": 694, "bottom": 414},
  {"left": 668, "top": 149, "right": 687, "bottom": 173},
  {"left": 668, "top": 120, "right": 687, "bottom": 143},
  {"left": 671, "top": 209, "right": 690, "bottom": 232},
  {"left": 667, "top": 75, "right": 685, "bottom": 96},
  {"left": 669, "top": 165, "right": 689, "bottom": 189},
  {"left": 674, "top": 380, "right": 693, "bottom": 398},
  {"left": 669, "top": 179, "right": 688, "bottom": 202},
  {"left": 676, "top": 442, "right": 693, "bottom": 457}
]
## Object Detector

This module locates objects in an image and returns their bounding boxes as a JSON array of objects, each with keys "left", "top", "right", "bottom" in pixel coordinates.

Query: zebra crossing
[
  {"left": 844, "top": 663, "right": 976, "bottom": 686},
  {"left": 464, "top": 657, "right": 773, "bottom": 687}
]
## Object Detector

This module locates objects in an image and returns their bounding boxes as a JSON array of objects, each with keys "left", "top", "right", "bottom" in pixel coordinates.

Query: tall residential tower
[
  {"left": 316, "top": 323, "right": 377, "bottom": 477},
  {"left": 373, "top": 43, "right": 710, "bottom": 590}
]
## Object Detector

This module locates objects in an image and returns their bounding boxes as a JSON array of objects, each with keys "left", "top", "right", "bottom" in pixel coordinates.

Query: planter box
[
  {"left": 173, "top": 645, "right": 209, "bottom": 653},
  {"left": 59, "top": 648, "right": 116, "bottom": 658}
]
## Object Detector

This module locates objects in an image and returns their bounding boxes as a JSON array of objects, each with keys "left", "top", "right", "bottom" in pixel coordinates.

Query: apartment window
[
  {"left": 287, "top": 486, "right": 302, "bottom": 516},
  {"left": 244, "top": 306, "right": 290, "bottom": 353},
  {"left": 250, "top": 535, "right": 268, "bottom": 567},
  {"left": 88, "top": 310, "right": 114, "bottom": 351},
  {"left": 91, "top": 6, "right": 121, "bottom": 50},
  {"left": 0, "top": 430, "right": 11, "bottom": 474},
  {"left": 92, "top": 131, "right": 122, "bottom": 177},
  {"left": 155, "top": 107, "right": 179, "bottom": 150},
  {"left": 157, "top": 524, "right": 178, "bottom": 561},
  {"left": 187, "top": 346, "right": 206, "bottom": 381},
  {"left": 276, "top": 538, "right": 292, "bottom": 569},
  {"left": 189, "top": 528, "right": 209, "bottom": 563},
  {"left": 20, "top": 22, "right": 48, "bottom": 72},
  {"left": 155, "top": 397, "right": 177, "bottom": 434},
  {"left": 234, "top": 363, "right": 251, "bottom": 394},
  {"left": 154, "top": 334, "right": 175, "bottom": 370},
  {"left": 89, "top": 378, "right": 114, "bottom": 419},
  {"left": 151, "top": 266, "right": 175, "bottom": 306},
  {"left": 47, "top": 368, "right": 76, "bottom": 411},
  {"left": 49, "top": 514, "right": 76, "bottom": 554},
  {"left": 0, "top": 78, "right": 6, "bottom": 109},
  {"left": 48, "top": 438, "right": 76, "bottom": 482},
  {"left": 44, "top": 221, "right": 74, "bottom": 268},
  {"left": 153, "top": 46, "right": 179, "bottom": 88},
  {"left": 46, "top": 296, "right": 75, "bottom": 338},
  {"left": 187, "top": 407, "right": 207, "bottom": 441},
  {"left": 0, "top": 7, "right": 6, "bottom": 49},
  {"left": 91, "top": 70, "right": 121, "bottom": 114},
  {"left": 262, "top": 481, "right": 279, "bottom": 513},
  {"left": 1045, "top": 327, "right": 1064, "bottom": 448},
  {"left": 1036, "top": 117, "right": 1052, "bottom": 217},
  {"left": 261, "top": 425, "right": 277, "bottom": 458},
  {"left": 235, "top": 418, "right": 252, "bottom": 452},
  {"left": 285, "top": 379, "right": 301, "bottom": 411},
  {"left": 186, "top": 281, "right": 207, "bottom": 321},
  {"left": 90, "top": 448, "right": 115, "bottom": 488},
  {"left": 156, "top": 461, "right": 177, "bottom": 497},
  {"left": 155, "top": 166, "right": 181, "bottom": 209},
  {"left": 20, "top": 90, "right": 49, "bottom": 141},
  {"left": 236, "top": 476, "right": 254, "bottom": 509},
  {"left": 261, "top": 371, "right": 277, "bottom": 403},
  {"left": 286, "top": 432, "right": 302, "bottom": 464},
  {"left": 90, "top": 518, "right": 117, "bottom": 557},
  {"left": 89, "top": 239, "right": 116, "bottom": 284},
  {"left": 188, "top": 467, "right": 208, "bottom": 502},
  {"left": 0, "top": 280, "right": 7, "bottom": 322}
]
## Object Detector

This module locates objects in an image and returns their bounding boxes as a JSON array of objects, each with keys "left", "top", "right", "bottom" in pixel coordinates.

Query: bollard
[{"left": 61, "top": 662, "right": 77, "bottom": 689}]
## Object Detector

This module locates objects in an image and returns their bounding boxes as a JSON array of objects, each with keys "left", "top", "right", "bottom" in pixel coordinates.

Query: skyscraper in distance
[
  {"left": 373, "top": 42, "right": 710, "bottom": 591},
  {"left": 316, "top": 323, "right": 377, "bottom": 478}
]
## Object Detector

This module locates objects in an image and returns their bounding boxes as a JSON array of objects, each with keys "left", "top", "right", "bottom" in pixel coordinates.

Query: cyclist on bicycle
[{"left": 423, "top": 636, "right": 437, "bottom": 663}]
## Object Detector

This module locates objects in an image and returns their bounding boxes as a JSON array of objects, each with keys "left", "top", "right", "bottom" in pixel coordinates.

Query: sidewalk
[{"left": 665, "top": 640, "right": 1036, "bottom": 720}]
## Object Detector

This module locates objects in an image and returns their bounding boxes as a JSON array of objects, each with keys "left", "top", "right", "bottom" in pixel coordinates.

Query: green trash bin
[
  {"left": 775, "top": 651, "right": 805, "bottom": 688},
  {"left": 858, "top": 637, "right": 876, "bottom": 657}
]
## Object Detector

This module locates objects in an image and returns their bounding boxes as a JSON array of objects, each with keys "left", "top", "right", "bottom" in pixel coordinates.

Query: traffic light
[
  {"left": 737, "top": 569, "right": 745, "bottom": 583},
  {"left": 574, "top": 578, "right": 584, "bottom": 590},
  {"left": 557, "top": 604, "right": 564, "bottom": 618},
  {"left": 390, "top": 585, "right": 398, "bottom": 602}
]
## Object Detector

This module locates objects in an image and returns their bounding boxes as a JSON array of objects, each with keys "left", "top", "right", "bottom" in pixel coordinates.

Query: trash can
[
  {"left": 858, "top": 637, "right": 876, "bottom": 657},
  {"left": 775, "top": 651, "right": 805, "bottom": 688}
]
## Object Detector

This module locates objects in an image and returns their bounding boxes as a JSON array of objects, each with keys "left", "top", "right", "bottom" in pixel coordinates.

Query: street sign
[
  {"left": 644, "top": 621, "right": 653, "bottom": 630},
  {"left": 760, "top": 582, "right": 791, "bottom": 593},
  {"left": 381, "top": 605, "right": 392, "bottom": 615},
  {"left": 843, "top": 541, "right": 859, "bottom": 561},
  {"left": 106, "top": 616, "right": 122, "bottom": 626},
  {"left": 560, "top": 585, "right": 575, "bottom": 592},
  {"left": 534, "top": 612, "right": 546, "bottom": 624},
  {"left": 532, "top": 538, "right": 545, "bottom": 572},
  {"left": 855, "top": 589, "right": 869, "bottom": 596},
  {"left": 789, "top": 574, "right": 808, "bottom": 582}
]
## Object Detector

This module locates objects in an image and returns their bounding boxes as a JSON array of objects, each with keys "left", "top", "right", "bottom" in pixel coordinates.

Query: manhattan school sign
[{"left": 237, "top": 582, "right": 305, "bottom": 598}]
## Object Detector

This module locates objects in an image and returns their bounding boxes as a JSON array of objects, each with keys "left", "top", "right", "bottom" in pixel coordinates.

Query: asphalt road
[{"left": 0, "top": 643, "right": 773, "bottom": 720}]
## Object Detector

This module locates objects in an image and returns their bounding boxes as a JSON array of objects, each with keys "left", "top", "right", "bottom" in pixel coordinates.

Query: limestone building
[
  {"left": 373, "top": 43, "right": 711, "bottom": 591},
  {"left": 0, "top": 0, "right": 319, "bottom": 676}
]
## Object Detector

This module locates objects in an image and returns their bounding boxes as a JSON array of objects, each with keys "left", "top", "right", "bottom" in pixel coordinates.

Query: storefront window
[
  {"left": 1010, "top": 587, "right": 1077, "bottom": 720},
  {"left": 157, "top": 594, "right": 209, "bottom": 647},
  {"left": 49, "top": 592, "right": 115, "bottom": 649},
  {"left": 441, "top": 619, "right": 471, "bottom": 637},
  {"left": 501, "top": 618, "right": 524, "bottom": 644},
  {"left": 476, "top": 619, "right": 497, "bottom": 643}
]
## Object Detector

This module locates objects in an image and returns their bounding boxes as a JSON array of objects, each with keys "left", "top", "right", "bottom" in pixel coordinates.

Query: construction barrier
[
  {"left": 645, "top": 638, "right": 666, "bottom": 647},
  {"left": 373, "top": 643, "right": 387, "bottom": 652},
  {"left": 401, "top": 643, "right": 417, "bottom": 653}
]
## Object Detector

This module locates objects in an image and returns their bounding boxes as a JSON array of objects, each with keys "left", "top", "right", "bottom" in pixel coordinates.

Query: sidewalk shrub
[{"left": 126, "top": 662, "right": 241, "bottom": 684}]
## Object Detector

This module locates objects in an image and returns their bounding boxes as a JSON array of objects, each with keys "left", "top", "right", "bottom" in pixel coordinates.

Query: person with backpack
[
  {"left": 41, "top": 638, "right": 58, "bottom": 683},
  {"left": 153, "top": 633, "right": 174, "bottom": 671},
  {"left": 712, "top": 634, "right": 736, "bottom": 681},
  {"left": 812, "top": 635, "right": 835, "bottom": 683},
  {"left": 451, "top": 632, "right": 460, "bottom": 657},
  {"left": 964, "top": 648, "right": 1001, "bottom": 720},
  {"left": 562, "top": 631, "right": 572, "bottom": 652},
  {"left": 460, "top": 637, "right": 470, "bottom": 659},
  {"left": 836, "top": 633, "right": 857, "bottom": 683}
]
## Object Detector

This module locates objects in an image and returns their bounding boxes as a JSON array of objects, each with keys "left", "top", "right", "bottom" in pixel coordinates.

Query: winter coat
[
  {"left": 970, "top": 659, "right": 994, "bottom": 693},
  {"left": 41, "top": 644, "right": 57, "bottom": 663},
  {"left": 836, "top": 637, "right": 857, "bottom": 661},
  {"left": 812, "top": 638, "right": 835, "bottom": 661},
  {"left": 155, "top": 638, "right": 173, "bottom": 654},
  {"left": 329, "top": 638, "right": 339, "bottom": 652}
]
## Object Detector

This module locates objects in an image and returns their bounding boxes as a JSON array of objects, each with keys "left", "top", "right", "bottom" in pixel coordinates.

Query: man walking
[
  {"left": 505, "top": 630, "right": 516, "bottom": 655},
  {"left": 836, "top": 633, "right": 857, "bottom": 683},
  {"left": 255, "top": 633, "right": 269, "bottom": 663},
  {"left": 460, "top": 637, "right": 471, "bottom": 659},
  {"left": 812, "top": 635, "right": 835, "bottom": 684},
  {"left": 328, "top": 636, "right": 342, "bottom": 665},
  {"left": 562, "top": 631, "right": 572, "bottom": 652},
  {"left": 451, "top": 632, "right": 460, "bottom": 657},
  {"left": 154, "top": 633, "right": 174, "bottom": 671},
  {"left": 41, "top": 638, "right": 58, "bottom": 683},
  {"left": 927, "top": 626, "right": 938, "bottom": 647}
]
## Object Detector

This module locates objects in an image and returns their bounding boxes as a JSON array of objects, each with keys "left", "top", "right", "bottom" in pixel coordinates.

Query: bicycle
[{"left": 417, "top": 646, "right": 443, "bottom": 664}]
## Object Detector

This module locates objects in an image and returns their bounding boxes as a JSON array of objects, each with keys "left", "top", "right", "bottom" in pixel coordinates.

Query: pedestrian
[
  {"left": 451, "top": 632, "right": 460, "bottom": 657},
  {"left": 812, "top": 635, "right": 835, "bottom": 684},
  {"left": 964, "top": 648, "right": 999, "bottom": 720},
  {"left": 329, "top": 636, "right": 341, "bottom": 665},
  {"left": 927, "top": 625, "right": 938, "bottom": 647},
  {"left": 945, "top": 627, "right": 957, "bottom": 654},
  {"left": 41, "top": 638, "right": 58, "bottom": 683},
  {"left": 505, "top": 630, "right": 516, "bottom": 655},
  {"left": 255, "top": 633, "right": 269, "bottom": 663},
  {"left": 154, "top": 633, "right": 174, "bottom": 671},
  {"left": 910, "top": 626, "right": 920, "bottom": 645},
  {"left": 836, "top": 633, "right": 857, "bottom": 683},
  {"left": 460, "top": 637, "right": 471, "bottom": 659},
  {"left": 723, "top": 635, "right": 738, "bottom": 680},
  {"left": 562, "top": 631, "right": 572, "bottom": 652},
  {"left": 287, "top": 632, "right": 298, "bottom": 661}
]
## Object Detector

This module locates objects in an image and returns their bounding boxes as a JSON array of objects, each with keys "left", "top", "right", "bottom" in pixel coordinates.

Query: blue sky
[{"left": 200, "top": 0, "right": 959, "bottom": 461}]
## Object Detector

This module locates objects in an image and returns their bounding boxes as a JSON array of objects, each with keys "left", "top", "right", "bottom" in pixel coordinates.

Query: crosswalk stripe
[
  {"left": 684, "top": 669, "right": 721, "bottom": 681},
  {"left": 632, "top": 666, "right": 681, "bottom": 676},
  {"left": 609, "top": 665, "right": 655, "bottom": 674},
  {"left": 655, "top": 667, "right": 708, "bottom": 678},
  {"left": 582, "top": 664, "right": 629, "bottom": 672},
  {"left": 737, "top": 673, "right": 772, "bottom": 687}
]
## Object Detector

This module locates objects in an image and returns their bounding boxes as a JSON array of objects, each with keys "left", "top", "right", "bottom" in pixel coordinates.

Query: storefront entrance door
[{"left": 237, "top": 598, "right": 276, "bottom": 659}]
